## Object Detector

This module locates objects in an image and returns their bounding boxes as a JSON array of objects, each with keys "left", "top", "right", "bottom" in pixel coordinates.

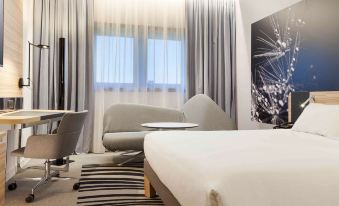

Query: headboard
[
  {"left": 288, "top": 91, "right": 339, "bottom": 122},
  {"left": 310, "top": 91, "right": 339, "bottom": 104}
]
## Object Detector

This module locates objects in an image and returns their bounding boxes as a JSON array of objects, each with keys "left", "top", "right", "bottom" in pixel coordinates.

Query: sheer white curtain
[{"left": 92, "top": 0, "right": 186, "bottom": 153}]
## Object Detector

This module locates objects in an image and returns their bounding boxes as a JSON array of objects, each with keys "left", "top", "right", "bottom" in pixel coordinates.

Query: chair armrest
[{"left": 24, "top": 134, "right": 61, "bottom": 159}]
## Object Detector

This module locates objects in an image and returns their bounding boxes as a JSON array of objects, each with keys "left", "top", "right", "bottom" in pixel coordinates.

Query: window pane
[
  {"left": 95, "top": 35, "right": 134, "bottom": 84},
  {"left": 147, "top": 39, "right": 182, "bottom": 86}
]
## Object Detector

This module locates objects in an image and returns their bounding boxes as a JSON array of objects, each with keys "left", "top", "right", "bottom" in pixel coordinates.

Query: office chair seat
[{"left": 11, "top": 147, "right": 25, "bottom": 157}]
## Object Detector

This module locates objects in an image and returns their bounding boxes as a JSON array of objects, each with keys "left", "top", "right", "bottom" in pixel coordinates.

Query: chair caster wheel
[
  {"left": 73, "top": 182, "right": 80, "bottom": 190},
  {"left": 8, "top": 183, "right": 17, "bottom": 191},
  {"left": 25, "top": 194, "right": 35, "bottom": 203}
]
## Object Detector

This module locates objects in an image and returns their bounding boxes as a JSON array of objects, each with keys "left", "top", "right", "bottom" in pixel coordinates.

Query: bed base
[{"left": 144, "top": 159, "right": 181, "bottom": 206}]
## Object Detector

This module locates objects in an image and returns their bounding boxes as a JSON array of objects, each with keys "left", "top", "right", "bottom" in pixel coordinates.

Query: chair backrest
[
  {"left": 182, "top": 94, "right": 235, "bottom": 130},
  {"left": 103, "top": 104, "right": 184, "bottom": 133},
  {"left": 57, "top": 110, "right": 88, "bottom": 157}
]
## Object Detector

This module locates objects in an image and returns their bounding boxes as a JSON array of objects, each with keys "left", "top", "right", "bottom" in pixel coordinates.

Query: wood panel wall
[{"left": 0, "top": 0, "right": 23, "bottom": 97}]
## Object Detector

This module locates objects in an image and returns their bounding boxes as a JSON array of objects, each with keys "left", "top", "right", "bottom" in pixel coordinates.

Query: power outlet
[{"left": 6, "top": 99, "right": 14, "bottom": 110}]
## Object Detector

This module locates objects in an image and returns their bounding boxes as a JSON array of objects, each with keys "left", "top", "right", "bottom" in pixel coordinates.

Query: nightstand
[{"left": 273, "top": 122, "right": 294, "bottom": 129}]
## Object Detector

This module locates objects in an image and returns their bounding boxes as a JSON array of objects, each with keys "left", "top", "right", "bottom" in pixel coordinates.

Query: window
[
  {"left": 95, "top": 35, "right": 134, "bottom": 85},
  {"left": 147, "top": 39, "right": 183, "bottom": 87},
  {"left": 94, "top": 30, "right": 184, "bottom": 90}
]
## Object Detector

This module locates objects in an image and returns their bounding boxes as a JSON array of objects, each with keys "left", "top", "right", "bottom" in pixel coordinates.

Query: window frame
[{"left": 94, "top": 23, "right": 185, "bottom": 91}]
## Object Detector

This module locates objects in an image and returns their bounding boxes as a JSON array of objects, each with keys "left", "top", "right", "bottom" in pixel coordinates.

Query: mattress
[{"left": 144, "top": 129, "right": 339, "bottom": 206}]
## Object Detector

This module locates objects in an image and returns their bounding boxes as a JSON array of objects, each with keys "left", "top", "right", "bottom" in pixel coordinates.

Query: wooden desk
[
  {"left": 0, "top": 110, "right": 68, "bottom": 125},
  {"left": 0, "top": 110, "right": 70, "bottom": 205}
]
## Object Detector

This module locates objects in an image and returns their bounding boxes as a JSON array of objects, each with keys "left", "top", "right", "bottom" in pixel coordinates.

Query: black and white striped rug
[{"left": 77, "top": 162, "right": 164, "bottom": 206}]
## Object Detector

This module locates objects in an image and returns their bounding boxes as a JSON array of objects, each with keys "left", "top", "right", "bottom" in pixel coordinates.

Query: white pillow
[{"left": 292, "top": 103, "right": 339, "bottom": 138}]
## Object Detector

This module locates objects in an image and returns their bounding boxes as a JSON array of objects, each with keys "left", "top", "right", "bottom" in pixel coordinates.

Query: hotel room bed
[{"left": 144, "top": 129, "right": 339, "bottom": 206}]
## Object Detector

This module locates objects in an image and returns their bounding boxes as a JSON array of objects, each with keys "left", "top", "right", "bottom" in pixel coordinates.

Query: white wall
[
  {"left": 21, "top": 0, "right": 33, "bottom": 151},
  {"left": 236, "top": 0, "right": 301, "bottom": 130},
  {"left": 22, "top": 0, "right": 33, "bottom": 112}
]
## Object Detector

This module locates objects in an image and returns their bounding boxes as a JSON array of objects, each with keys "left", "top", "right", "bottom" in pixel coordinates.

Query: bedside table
[{"left": 273, "top": 122, "right": 294, "bottom": 129}]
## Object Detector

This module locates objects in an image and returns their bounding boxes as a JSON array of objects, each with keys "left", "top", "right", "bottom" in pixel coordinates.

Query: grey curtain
[
  {"left": 32, "top": 0, "right": 95, "bottom": 153},
  {"left": 186, "top": 0, "right": 236, "bottom": 120}
]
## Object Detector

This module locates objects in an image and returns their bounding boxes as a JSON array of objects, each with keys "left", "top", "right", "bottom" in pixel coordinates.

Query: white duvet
[{"left": 144, "top": 130, "right": 339, "bottom": 206}]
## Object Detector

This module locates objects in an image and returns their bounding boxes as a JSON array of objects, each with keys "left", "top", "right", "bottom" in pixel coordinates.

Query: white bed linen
[{"left": 144, "top": 130, "right": 339, "bottom": 206}]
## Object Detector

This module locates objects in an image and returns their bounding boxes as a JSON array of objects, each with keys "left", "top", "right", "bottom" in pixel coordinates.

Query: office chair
[{"left": 9, "top": 111, "right": 88, "bottom": 203}]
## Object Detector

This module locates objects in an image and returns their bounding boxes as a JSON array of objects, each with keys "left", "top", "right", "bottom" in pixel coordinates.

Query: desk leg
[
  {"left": 9, "top": 125, "right": 22, "bottom": 170},
  {"left": 5, "top": 125, "right": 19, "bottom": 182},
  {"left": 18, "top": 125, "right": 22, "bottom": 169}
]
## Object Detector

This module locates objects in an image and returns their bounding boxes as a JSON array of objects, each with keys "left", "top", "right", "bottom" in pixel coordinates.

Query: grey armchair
[
  {"left": 182, "top": 94, "right": 236, "bottom": 130},
  {"left": 9, "top": 111, "right": 88, "bottom": 203},
  {"left": 102, "top": 94, "right": 236, "bottom": 165},
  {"left": 102, "top": 104, "right": 184, "bottom": 164}
]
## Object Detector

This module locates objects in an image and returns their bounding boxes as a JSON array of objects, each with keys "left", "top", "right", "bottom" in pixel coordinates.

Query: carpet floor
[
  {"left": 5, "top": 152, "right": 150, "bottom": 206},
  {"left": 77, "top": 162, "right": 163, "bottom": 206}
]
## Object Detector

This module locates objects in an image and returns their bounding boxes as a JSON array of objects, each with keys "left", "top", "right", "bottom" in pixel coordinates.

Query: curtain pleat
[
  {"left": 29, "top": 0, "right": 235, "bottom": 153},
  {"left": 32, "top": 0, "right": 94, "bottom": 153},
  {"left": 186, "top": 0, "right": 236, "bottom": 121},
  {"left": 91, "top": 0, "right": 187, "bottom": 153}
]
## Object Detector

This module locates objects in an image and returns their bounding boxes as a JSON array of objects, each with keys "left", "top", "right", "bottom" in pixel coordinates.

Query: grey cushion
[
  {"left": 103, "top": 104, "right": 184, "bottom": 133},
  {"left": 183, "top": 94, "right": 236, "bottom": 130},
  {"left": 102, "top": 104, "right": 184, "bottom": 152},
  {"left": 103, "top": 131, "right": 151, "bottom": 151}
]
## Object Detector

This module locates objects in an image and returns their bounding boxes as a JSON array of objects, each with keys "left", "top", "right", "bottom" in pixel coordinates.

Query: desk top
[{"left": 0, "top": 110, "right": 71, "bottom": 125}]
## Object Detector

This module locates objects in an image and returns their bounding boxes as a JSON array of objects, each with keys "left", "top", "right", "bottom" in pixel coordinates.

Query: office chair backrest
[{"left": 57, "top": 110, "right": 88, "bottom": 157}]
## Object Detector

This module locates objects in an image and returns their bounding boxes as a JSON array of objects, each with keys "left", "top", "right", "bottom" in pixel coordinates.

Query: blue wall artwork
[{"left": 251, "top": 0, "right": 339, "bottom": 124}]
